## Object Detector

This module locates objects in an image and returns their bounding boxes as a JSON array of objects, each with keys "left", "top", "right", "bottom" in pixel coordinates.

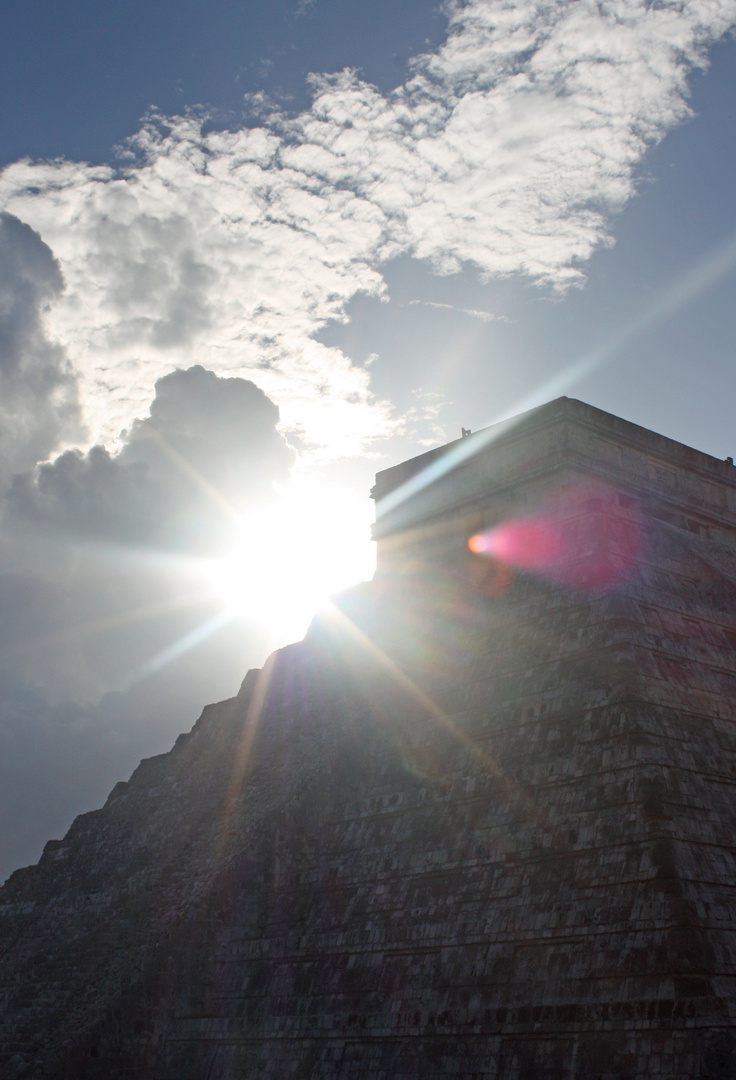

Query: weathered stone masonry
[{"left": 2, "top": 397, "right": 736, "bottom": 1078}]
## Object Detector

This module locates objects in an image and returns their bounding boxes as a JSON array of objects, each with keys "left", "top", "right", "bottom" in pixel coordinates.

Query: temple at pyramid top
[{"left": 371, "top": 396, "right": 736, "bottom": 576}]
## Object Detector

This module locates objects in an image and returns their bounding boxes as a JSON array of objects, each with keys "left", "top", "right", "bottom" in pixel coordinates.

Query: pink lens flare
[{"left": 468, "top": 483, "right": 644, "bottom": 591}]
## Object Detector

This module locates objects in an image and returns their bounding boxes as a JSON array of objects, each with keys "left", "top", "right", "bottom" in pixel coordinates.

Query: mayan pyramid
[{"left": 2, "top": 397, "right": 736, "bottom": 1079}]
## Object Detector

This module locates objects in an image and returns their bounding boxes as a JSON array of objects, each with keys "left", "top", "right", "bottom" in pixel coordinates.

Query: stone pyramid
[{"left": 2, "top": 397, "right": 736, "bottom": 1079}]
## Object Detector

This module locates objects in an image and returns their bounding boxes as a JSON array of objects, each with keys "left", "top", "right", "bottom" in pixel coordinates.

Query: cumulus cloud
[
  {"left": 8, "top": 365, "right": 293, "bottom": 554},
  {"left": 290, "top": 0, "right": 735, "bottom": 281},
  {"left": 2, "top": 366, "right": 293, "bottom": 699},
  {"left": 0, "top": 141, "right": 391, "bottom": 458},
  {"left": 0, "top": 0, "right": 732, "bottom": 459},
  {"left": 0, "top": 213, "right": 81, "bottom": 487}
]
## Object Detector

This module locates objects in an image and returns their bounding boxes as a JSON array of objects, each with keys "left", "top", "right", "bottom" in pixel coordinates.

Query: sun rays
[{"left": 202, "top": 475, "right": 376, "bottom": 644}]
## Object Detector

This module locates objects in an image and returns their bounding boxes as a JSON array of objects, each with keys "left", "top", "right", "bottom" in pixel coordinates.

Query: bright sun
[{"left": 203, "top": 476, "right": 375, "bottom": 645}]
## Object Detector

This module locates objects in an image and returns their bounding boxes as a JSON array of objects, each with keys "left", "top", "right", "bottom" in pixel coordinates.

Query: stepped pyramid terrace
[{"left": 3, "top": 398, "right": 736, "bottom": 1079}]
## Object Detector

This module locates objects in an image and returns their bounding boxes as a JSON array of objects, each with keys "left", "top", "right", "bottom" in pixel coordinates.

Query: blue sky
[
  {"left": 1, "top": 0, "right": 735, "bottom": 881},
  {"left": 0, "top": 0, "right": 446, "bottom": 166}
]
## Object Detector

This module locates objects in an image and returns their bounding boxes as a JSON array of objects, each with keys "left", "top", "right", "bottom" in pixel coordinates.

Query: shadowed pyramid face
[{"left": 4, "top": 398, "right": 736, "bottom": 1080}]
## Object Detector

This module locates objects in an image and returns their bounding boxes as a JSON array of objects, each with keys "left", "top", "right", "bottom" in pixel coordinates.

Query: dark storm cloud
[
  {"left": 7, "top": 364, "right": 294, "bottom": 552},
  {"left": 0, "top": 213, "right": 81, "bottom": 487},
  {"left": 2, "top": 364, "right": 294, "bottom": 701},
  {"left": 123, "top": 364, "right": 294, "bottom": 511}
]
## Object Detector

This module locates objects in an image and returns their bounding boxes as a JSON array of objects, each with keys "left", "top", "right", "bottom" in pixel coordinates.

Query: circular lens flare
[
  {"left": 468, "top": 533, "right": 490, "bottom": 554},
  {"left": 468, "top": 483, "right": 643, "bottom": 592}
]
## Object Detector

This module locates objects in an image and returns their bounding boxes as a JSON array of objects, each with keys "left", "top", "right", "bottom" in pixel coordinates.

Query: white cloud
[
  {"left": 0, "top": 0, "right": 733, "bottom": 461},
  {"left": 0, "top": 130, "right": 392, "bottom": 457},
  {"left": 407, "top": 299, "right": 507, "bottom": 323}
]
